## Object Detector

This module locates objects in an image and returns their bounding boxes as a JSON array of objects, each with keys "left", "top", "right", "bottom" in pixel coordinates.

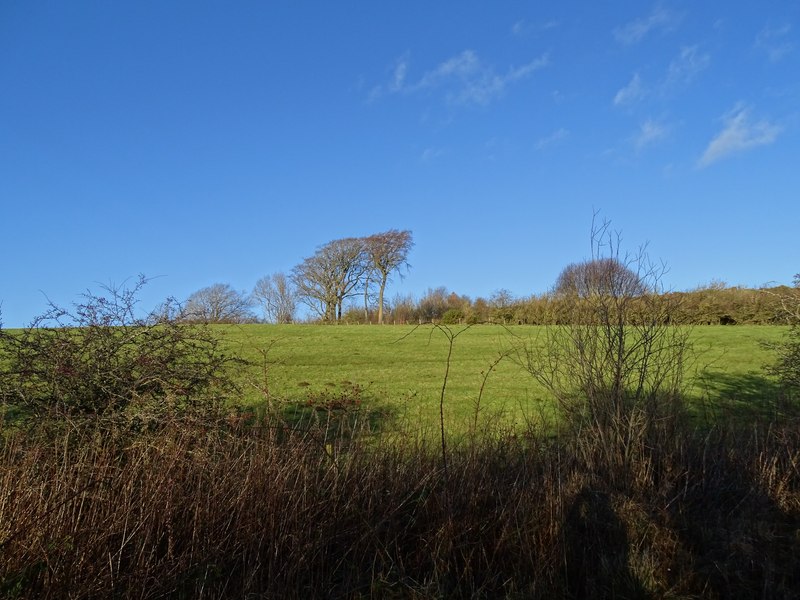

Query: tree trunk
[
  {"left": 364, "top": 274, "right": 371, "bottom": 323},
  {"left": 377, "top": 273, "right": 388, "bottom": 324}
]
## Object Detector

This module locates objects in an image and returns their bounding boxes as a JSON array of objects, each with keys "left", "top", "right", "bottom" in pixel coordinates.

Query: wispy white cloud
[
  {"left": 613, "top": 73, "right": 646, "bottom": 106},
  {"left": 413, "top": 50, "right": 481, "bottom": 90},
  {"left": 511, "top": 19, "right": 558, "bottom": 36},
  {"left": 614, "top": 6, "right": 677, "bottom": 45},
  {"left": 755, "top": 23, "right": 794, "bottom": 62},
  {"left": 367, "top": 85, "right": 383, "bottom": 103},
  {"left": 367, "top": 55, "right": 410, "bottom": 102},
  {"left": 535, "top": 128, "right": 569, "bottom": 150},
  {"left": 665, "top": 45, "right": 710, "bottom": 86},
  {"left": 370, "top": 51, "right": 549, "bottom": 106},
  {"left": 390, "top": 59, "right": 408, "bottom": 91},
  {"left": 409, "top": 50, "right": 550, "bottom": 105},
  {"left": 613, "top": 45, "right": 709, "bottom": 107},
  {"left": 420, "top": 147, "right": 444, "bottom": 162},
  {"left": 632, "top": 118, "right": 669, "bottom": 150},
  {"left": 698, "top": 104, "right": 781, "bottom": 168}
]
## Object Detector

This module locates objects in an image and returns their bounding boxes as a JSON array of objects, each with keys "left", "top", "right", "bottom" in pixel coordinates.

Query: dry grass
[{"left": 2, "top": 408, "right": 799, "bottom": 599}]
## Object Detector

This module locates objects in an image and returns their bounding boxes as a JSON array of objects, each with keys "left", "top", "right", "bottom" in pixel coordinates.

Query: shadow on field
[
  {"left": 695, "top": 371, "right": 796, "bottom": 421},
  {"left": 666, "top": 427, "right": 800, "bottom": 598},
  {"left": 279, "top": 382, "right": 398, "bottom": 441}
]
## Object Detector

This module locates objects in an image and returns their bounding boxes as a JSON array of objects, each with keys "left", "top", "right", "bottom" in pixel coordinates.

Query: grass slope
[{"left": 222, "top": 325, "right": 788, "bottom": 432}]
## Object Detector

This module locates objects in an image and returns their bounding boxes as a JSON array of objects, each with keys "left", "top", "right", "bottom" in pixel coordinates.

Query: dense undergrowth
[{"left": 1, "top": 404, "right": 799, "bottom": 599}]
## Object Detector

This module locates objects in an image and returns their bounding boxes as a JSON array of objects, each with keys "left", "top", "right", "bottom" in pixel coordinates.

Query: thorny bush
[
  {"left": 767, "top": 274, "right": 800, "bottom": 401},
  {"left": 0, "top": 277, "right": 240, "bottom": 419}
]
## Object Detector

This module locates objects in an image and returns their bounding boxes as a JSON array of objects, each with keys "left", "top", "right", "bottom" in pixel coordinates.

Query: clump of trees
[
  {"left": 291, "top": 229, "right": 413, "bottom": 324},
  {"left": 292, "top": 236, "right": 368, "bottom": 323},
  {"left": 177, "top": 230, "right": 413, "bottom": 325}
]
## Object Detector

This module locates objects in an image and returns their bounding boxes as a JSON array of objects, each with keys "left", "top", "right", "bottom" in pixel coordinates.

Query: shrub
[
  {"left": 440, "top": 308, "right": 464, "bottom": 324},
  {"left": 0, "top": 277, "right": 239, "bottom": 418},
  {"left": 513, "top": 218, "right": 691, "bottom": 471},
  {"left": 768, "top": 274, "right": 800, "bottom": 400}
]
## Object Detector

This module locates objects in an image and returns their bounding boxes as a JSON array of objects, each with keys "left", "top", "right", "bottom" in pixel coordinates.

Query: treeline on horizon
[
  {"left": 184, "top": 280, "right": 798, "bottom": 327},
  {"left": 379, "top": 281, "right": 798, "bottom": 326},
  {"left": 174, "top": 228, "right": 798, "bottom": 327}
]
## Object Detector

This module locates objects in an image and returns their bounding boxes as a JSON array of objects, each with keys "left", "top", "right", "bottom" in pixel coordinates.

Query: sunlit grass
[{"left": 220, "top": 324, "right": 789, "bottom": 432}]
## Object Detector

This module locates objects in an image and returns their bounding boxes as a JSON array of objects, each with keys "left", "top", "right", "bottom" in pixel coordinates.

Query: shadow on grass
[
  {"left": 0, "top": 403, "right": 27, "bottom": 427},
  {"left": 667, "top": 427, "right": 800, "bottom": 598},
  {"left": 694, "top": 371, "right": 798, "bottom": 422},
  {"left": 272, "top": 382, "right": 400, "bottom": 443}
]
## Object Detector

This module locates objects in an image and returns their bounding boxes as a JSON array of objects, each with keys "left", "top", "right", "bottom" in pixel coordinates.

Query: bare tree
[
  {"left": 363, "top": 230, "right": 413, "bottom": 324},
  {"left": 489, "top": 289, "right": 515, "bottom": 324},
  {"left": 554, "top": 257, "right": 647, "bottom": 299},
  {"left": 418, "top": 287, "right": 450, "bottom": 323},
  {"left": 252, "top": 273, "right": 297, "bottom": 324},
  {"left": 292, "top": 237, "right": 368, "bottom": 323},
  {"left": 470, "top": 296, "right": 491, "bottom": 323},
  {"left": 184, "top": 283, "right": 253, "bottom": 323},
  {"left": 388, "top": 293, "right": 416, "bottom": 324},
  {"left": 292, "top": 254, "right": 336, "bottom": 322}
]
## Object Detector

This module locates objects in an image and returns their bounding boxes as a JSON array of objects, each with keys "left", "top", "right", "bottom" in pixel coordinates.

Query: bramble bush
[
  {"left": 0, "top": 277, "right": 239, "bottom": 419},
  {"left": 768, "top": 274, "right": 800, "bottom": 400}
]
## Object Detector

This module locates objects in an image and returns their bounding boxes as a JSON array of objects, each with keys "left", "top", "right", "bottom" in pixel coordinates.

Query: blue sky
[{"left": 2, "top": 1, "right": 799, "bottom": 326}]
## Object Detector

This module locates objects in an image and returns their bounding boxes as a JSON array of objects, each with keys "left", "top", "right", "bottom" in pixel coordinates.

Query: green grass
[
  {"left": 691, "top": 326, "right": 789, "bottom": 419},
  {"left": 223, "top": 324, "right": 537, "bottom": 433},
  {"left": 220, "top": 324, "right": 790, "bottom": 432}
]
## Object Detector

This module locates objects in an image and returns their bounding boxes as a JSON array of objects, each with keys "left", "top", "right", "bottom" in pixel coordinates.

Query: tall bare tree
[
  {"left": 252, "top": 273, "right": 297, "bottom": 324},
  {"left": 292, "top": 254, "right": 336, "bottom": 322},
  {"left": 292, "top": 237, "right": 368, "bottom": 323},
  {"left": 183, "top": 283, "right": 253, "bottom": 323},
  {"left": 332, "top": 237, "right": 369, "bottom": 322},
  {"left": 363, "top": 229, "right": 413, "bottom": 324}
]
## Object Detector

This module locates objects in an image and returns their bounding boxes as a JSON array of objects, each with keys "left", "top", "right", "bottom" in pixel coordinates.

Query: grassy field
[
  {"left": 221, "top": 324, "right": 789, "bottom": 432},
  {"left": 4, "top": 324, "right": 798, "bottom": 597}
]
